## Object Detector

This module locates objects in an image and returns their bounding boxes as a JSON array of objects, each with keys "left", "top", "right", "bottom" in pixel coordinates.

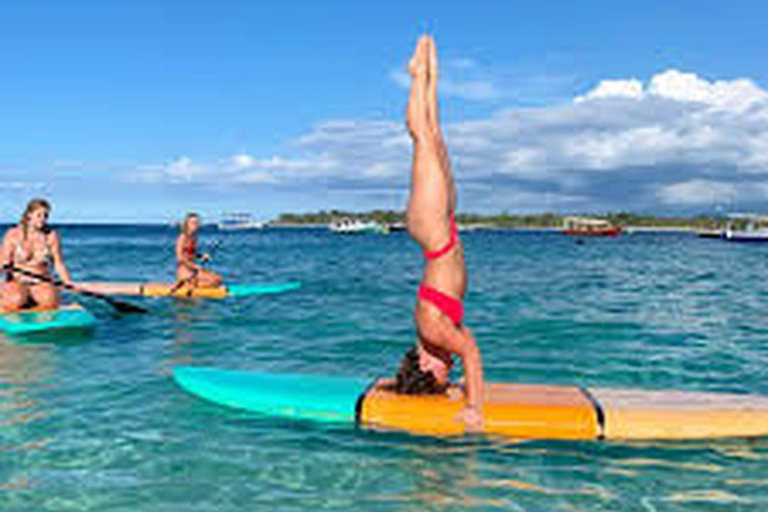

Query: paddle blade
[{"left": 105, "top": 296, "right": 148, "bottom": 314}]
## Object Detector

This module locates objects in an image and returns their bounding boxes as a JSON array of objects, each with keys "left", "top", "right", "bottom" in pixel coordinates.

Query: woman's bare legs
[
  {"left": 176, "top": 266, "right": 222, "bottom": 288},
  {"left": 406, "top": 36, "right": 453, "bottom": 251},
  {"left": 196, "top": 269, "right": 222, "bottom": 288}
]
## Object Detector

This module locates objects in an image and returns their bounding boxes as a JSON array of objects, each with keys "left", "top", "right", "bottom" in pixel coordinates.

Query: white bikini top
[{"left": 14, "top": 232, "right": 53, "bottom": 267}]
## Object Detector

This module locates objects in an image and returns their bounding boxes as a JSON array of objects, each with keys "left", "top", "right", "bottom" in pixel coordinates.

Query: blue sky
[{"left": 1, "top": 0, "right": 767, "bottom": 222}]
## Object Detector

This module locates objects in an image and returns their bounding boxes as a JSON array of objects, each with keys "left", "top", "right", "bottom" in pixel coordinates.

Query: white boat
[
  {"left": 329, "top": 218, "right": 388, "bottom": 235},
  {"left": 217, "top": 213, "right": 265, "bottom": 231},
  {"left": 723, "top": 213, "right": 768, "bottom": 242}
]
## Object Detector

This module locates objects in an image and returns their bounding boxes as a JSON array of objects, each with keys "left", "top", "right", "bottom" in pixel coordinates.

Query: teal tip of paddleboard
[
  {"left": 0, "top": 307, "right": 97, "bottom": 335},
  {"left": 173, "top": 366, "right": 368, "bottom": 423},
  {"left": 226, "top": 281, "right": 301, "bottom": 297}
]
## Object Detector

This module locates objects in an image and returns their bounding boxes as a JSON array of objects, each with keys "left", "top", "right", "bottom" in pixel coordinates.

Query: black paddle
[{"left": 2, "top": 265, "right": 148, "bottom": 314}]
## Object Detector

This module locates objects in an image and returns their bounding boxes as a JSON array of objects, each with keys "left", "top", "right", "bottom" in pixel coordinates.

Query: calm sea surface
[{"left": 1, "top": 225, "right": 767, "bottom": 511}]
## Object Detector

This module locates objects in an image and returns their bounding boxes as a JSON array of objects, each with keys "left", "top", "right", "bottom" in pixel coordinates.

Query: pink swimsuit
[{"left": 418, "top": 213, "right": 464, "bottom": 325}]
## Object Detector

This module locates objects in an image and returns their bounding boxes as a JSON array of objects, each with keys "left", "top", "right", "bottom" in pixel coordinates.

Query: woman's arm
[
  {"left": 418, "top": 310, "right": 484, "bottom": 426},
  {"left": 1, "top": 229, "right": 16, "bottom": 268},
  {"left": 49, "top": 232, "right": 72, "bottom": 284},
  {"left": 457, "top": 326, "right": 483, "bottom": 412}
]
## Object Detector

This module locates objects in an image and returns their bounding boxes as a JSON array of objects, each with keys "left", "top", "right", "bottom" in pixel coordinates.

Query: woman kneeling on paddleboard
[
  {"left": 0, "top": 198, "right": 74, "bottom": 311},
  {"left": 388, "top": 36, "right": 484, "bottom": 430},
  {"left": 175, "top": 213, "right": 222, "bottom": 289}
]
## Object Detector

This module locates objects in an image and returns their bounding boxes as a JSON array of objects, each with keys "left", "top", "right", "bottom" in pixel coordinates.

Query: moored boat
[
  {"left": 562, "top": 217, "right": 621, "bottom": 237},
  {"left": 723, "top": 213, "right": 768, "bottom": 242},
  {"left": 217, "top": 213, "right": 265, "bottom": 231},
  {"left": 329, "top": 218, "right": 389, "bottom": 235}
]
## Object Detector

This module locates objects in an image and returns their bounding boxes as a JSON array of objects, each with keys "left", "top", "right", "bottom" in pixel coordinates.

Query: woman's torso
[
  {"left": 7, "top": 227, "right": 54, "bottom": 280},
  {"left": 421, "top": 243, "right": 467, "bottom": 298},
  {"left": 177, "top": 234, "right": 197, "bottom": 265}
]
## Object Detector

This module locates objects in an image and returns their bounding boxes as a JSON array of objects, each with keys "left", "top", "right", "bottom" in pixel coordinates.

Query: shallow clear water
[{"left": 2, "top": 226, "right": 768, "bottom": 511}]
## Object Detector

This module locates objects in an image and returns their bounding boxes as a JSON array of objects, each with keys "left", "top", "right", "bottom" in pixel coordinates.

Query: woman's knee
[
  {"left": 198, "top": 271, "right": 222, "bottom": 288},
  {"left": 31, "top": 285, "right": 59, "bottom": 309},
  {"left": 1, "top": 283, "right": 28, "bottom": 310}
]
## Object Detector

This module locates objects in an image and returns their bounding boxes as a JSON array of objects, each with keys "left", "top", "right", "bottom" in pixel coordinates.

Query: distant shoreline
[{"left": 269, "top": 210, "right": 728, "bottom": 232}]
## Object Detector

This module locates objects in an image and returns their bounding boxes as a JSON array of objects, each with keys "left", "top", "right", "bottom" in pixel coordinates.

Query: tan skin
[
  {"left": 406, "top": 36, "right": 484, "bottom": 430},
  {"left": 0, "top": 206, "right": 72, "bottom": 311},
  {"left": 175, "top": 216, "right": 222, "bottom": 288}
]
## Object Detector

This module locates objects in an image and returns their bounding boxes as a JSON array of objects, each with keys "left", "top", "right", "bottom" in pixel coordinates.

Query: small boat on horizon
[
  {"left": 217, "top": 212, "right": 265, "bottom": 231},
  {"left": 723, "top": 213, "right": 768, "bottom": 242},
  {"left": 561, "top": 216, "right": 622, "bottom": 237},
  {"left": 329, "top": 218, "right": 389, "bottom": 235}
]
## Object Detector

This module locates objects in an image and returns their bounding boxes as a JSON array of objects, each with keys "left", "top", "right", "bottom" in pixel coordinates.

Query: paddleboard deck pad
[
  {"left": 173, "top": 366, "right": 768, "bottom": 440},
  {"left": 0, "top": 304, "right": 97, "bottom": 335},
  {"left": 80, "top": 281, "right": 301, "bottom": 299}
]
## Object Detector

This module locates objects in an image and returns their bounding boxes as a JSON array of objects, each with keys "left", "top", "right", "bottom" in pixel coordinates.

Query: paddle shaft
[{"left": 2, "top": 265, "right": 147, "bottom": 314}]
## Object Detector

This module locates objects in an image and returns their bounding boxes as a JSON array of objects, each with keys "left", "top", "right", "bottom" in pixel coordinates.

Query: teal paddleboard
[
  {"left": 0, "top": 304, "right": 97, "bottom": 335},
  {"left": 226, "top": 281, "right": 301, "bottom": 297},
  {"left": 173, "top": 366, "right": 368, "bottom": 423}
]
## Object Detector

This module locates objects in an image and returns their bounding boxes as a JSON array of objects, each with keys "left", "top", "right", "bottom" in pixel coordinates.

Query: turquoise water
[{"left": 2, "top": 225, "right": 768, "bottom": 511}]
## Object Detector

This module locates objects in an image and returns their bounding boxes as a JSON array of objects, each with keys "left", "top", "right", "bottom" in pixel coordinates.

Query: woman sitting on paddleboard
[
  {"left": 175, "top": 213, "right": 222, "bottom": 289},
  {"left": 0, "top": 198, "right": 74, "bottom": 311},
  {"left": 389, "top": 36, "right": 484, "bottom": 430}
]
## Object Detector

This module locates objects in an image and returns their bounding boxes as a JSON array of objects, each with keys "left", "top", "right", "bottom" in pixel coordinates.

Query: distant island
[{"left": 270, "top": 210, "right": 730, "bottom": 231}]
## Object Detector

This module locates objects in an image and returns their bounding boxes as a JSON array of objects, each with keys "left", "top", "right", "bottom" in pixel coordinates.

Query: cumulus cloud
[
  {"left": 134, "top": 156, "right": 209, "bottom": 183},
  {"left": 576, "top": 78, "right": 644, "bottom": 102},
  {"left": 577, "top": 69, "right": 768, "bottom": 111},
  {"left": 657, "top": 179, "right": 768, "bottom": 206},
  {"left": 129, "top": 69, "right": 768, "bottom": 212}
]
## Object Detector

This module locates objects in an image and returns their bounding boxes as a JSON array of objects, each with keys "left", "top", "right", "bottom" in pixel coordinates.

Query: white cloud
[
  {"left": 165, "top": 156, "right": 206, "bottom": 181},
  {"left": 657, "top": 180, "right": 739, "bottom": 205},
  {"left": 234, "top": 171, "right": 278, "bottom": 184},
  {"left": 127, "top": 68, "right": 768, "bottom": 212},
  {"left": 576, "top": 78, "right": 644, "bottom": 102},
  {"left": 135, "top": 156, "right": 209, "bottom": 183},
  {"left": 230, "top": 154, "right": 257, "bottom": 170},
  {"left": 657, "top": 179, "right": 768, "bottom": 206},
  {"left": 649, "top": 70, "right": 768, "bottom": 111},
  {"left": 577, "top": 69, "right": 768, "bottom": 112}
]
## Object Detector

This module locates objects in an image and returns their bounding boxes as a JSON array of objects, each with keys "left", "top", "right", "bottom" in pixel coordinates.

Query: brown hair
[
  {"left": 386, "top": 346, "right": 448, "bottom": 395},
  {"left": 181, "top": 212, "right": 199, "bottom": 235},
  {"left": 20, "top": 198, "right": 52, "bottom": 239}
]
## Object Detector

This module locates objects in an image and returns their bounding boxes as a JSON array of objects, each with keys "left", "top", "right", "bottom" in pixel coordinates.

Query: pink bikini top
[{"left": 423, "top": 213, "right": 459, "bottom": 260}]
